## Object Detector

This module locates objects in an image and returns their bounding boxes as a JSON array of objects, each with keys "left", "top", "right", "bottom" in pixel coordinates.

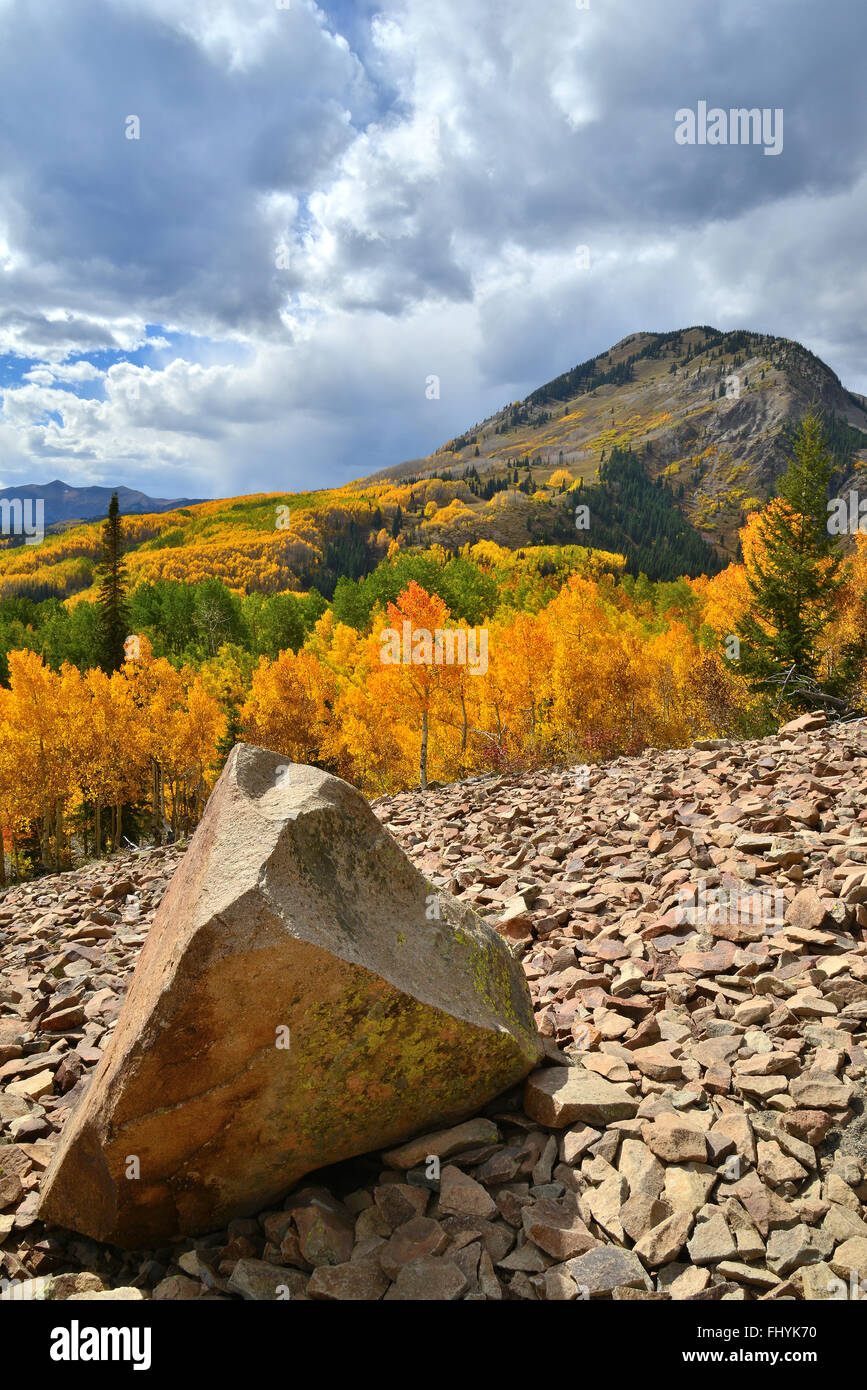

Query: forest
[{"left": 0, "top": 410, "right": 863, "bottom": 882}]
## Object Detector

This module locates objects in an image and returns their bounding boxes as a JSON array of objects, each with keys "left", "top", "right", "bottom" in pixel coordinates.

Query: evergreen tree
[
  {"left": 216, "top": 704, "right": 241, "bottom": 763},
  {"left": 737, "top": 410, "right": 845, "bottom": 708},
  {"left": 96, "top": 492, "right": 129, "bottom": 672}
]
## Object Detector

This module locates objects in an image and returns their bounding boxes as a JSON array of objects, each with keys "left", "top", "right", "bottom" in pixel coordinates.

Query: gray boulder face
[{"left": 39, "top": 744, "right": 543, "bottom": 1249}]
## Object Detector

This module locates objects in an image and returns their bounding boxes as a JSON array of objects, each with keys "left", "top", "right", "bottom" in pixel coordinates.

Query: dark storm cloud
[
  {"left": 0, "top": 0, "right": 372, "bottom": 335},
  {"left": 0, "top": 0, "right": 864, "bottom": 493}
]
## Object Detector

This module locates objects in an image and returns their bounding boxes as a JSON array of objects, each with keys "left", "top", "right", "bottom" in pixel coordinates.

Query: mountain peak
[{"left": 376, "top": 325, "right": 867, "bottom": 560}]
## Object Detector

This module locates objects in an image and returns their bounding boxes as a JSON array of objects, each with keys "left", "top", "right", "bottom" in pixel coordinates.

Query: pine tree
[
  {"left": 215, "top": 704, "right": 241, "bottom": 764},
  {"left": 737, "top": 410, "right": 844, "bottom": 708},
  {"left": 96, "top": 492, "right": 130, "bottom": 672}
]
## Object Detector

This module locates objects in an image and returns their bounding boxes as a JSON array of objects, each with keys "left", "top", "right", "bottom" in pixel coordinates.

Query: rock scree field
[{"left": 1, "top": 712, "right": 866, "bottom": 1301}]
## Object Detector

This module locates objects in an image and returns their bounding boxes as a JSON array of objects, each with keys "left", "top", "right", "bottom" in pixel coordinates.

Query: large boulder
[{"left": 39, "top": 746, "right": 542, "bottom": 1248}]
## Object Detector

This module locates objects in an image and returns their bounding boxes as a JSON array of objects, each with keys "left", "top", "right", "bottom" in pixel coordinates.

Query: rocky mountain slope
[
  {"left": 375, "top": 326, "right": 867, "bottom": 561},
  {"left": 9, "top": 327, "right": 866, "bottom": 608},
  {"left": 1, "top": 715, "right": 867, "bottom": 1301}
]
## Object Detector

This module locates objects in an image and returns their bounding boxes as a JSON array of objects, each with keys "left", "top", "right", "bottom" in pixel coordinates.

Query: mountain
[
  {"left": 371, "top": 325, "right": 867, "bottom": 562},
  {"left": 3, "top": 326, "right": 866, "bottom": 603},
  {"left": 0, "top": 479, "right": 207, "bottom": 528}
]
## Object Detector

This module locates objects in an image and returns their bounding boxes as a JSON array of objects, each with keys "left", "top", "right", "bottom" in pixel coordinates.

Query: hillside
[
  {"left": 2, "top": 714, "right": 865, "bottom": 1300},
  {"left": 2, "top": 326, "right": 865, "bottom": 605},
  {"left": 0, "top": 466, "right": 641, "bottom": 604},
  {"left": 375, "top": 325, "right": 867, "bottom": 559}
]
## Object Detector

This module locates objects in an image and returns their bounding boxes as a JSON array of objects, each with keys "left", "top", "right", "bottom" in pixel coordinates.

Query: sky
[{"left": 0, "top": 0, "right": 865, "bottom": 501}]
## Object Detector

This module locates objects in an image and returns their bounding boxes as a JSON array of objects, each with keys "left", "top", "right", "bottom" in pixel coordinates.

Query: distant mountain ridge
[
  {"left": 2, "top": 325, "right": 866, "bottom": 602},
  {"left": 0, "top": 479, "right": 207, "bottom": 528}
]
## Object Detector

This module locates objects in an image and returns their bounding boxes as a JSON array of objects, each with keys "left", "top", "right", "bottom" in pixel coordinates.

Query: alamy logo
[
  {"left": 50, "top": 1320, "right": 152, "bottom": 1371},
  {"left": 828, "top": 491, "right": 867, "bottom": 535},
  {"left": 824, "top": 1271, "right": 867, "bottom": 1300},
  {"left": 675, "top": 102, "right": 783, "bottom": 156},
  {"left": 380, "top": 621, "right": 488, "bottom": 676},
  {"left": 0, "top": 497, "right": 45, "bottom": 545},
  {"left": 0, "top": 1278, "right": 31, "bottom": 1300},
  {"left": 675, "top": 878, "right": 784, "bottom": 926}
]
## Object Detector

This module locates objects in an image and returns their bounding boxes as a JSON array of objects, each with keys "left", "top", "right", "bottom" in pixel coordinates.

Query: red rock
[
  {"left": 524, "top": 1067, "right": 639, "bottom": 1128},
  {"left": 785, "top": 888, "right": 829, "bottom": 932},
  {"left": 377, "top": 1217, "right": 449, "bottom": 1278},
  {"left": 38, "top": 750, "right": 542, "bottom": 1248},
  {"left": 779, "top": 712, "right": 826, "bottom": 735}
]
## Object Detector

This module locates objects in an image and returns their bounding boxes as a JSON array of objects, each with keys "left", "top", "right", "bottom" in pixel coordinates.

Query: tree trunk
[
  {"left": 419, "top": 711, "right": 429, "bottom": 790},
  {"left": 95, "top": 800, "right": 102, "bottom": 859},
  {"left": 494, "top": 701, "right": 504, "bottom": 744},
  {"left": 151, "top": 758, "right": 161, "bottom": 845}
]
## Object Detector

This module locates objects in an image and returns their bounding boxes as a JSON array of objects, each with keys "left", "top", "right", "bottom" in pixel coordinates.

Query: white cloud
[
  {"left": 0, "top": 0, "right": 864, "bottom": 494},
  {"left": 24, "top": 361, "right": 105, "bottom": 386}
]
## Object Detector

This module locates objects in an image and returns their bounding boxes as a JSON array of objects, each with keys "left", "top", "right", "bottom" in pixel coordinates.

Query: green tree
[
  {"left": 440, "top": 557, "right": 498, "bottom": 624},
  {"left": 39, "top": 599, "right": 103, "bottom": 672},
  {"left": 96, "top": 492, "right": 129, "bottom": 672},
  {"left": 129, "top": 580, "right": 197, "bottom": 658},
  {"left": 215, "top": 703, "right": 242, "bottom": 764},
  {"left": 245, "top": 592, "right": 305, "bottom": 658},
  {"left": 193, "top": 578, "right": 249, "bottom": 658},
  {"left": 737, "top": 410, "right": 845, "bottom": 709}
]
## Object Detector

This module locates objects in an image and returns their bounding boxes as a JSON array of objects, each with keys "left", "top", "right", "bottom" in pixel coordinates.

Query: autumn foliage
[
  {"left": 3, "top": 448, "right": 867, "bottom": 882},
  {"left": 235, "top": 570, "right": 755, "bottom": 799},
  {"left": 0, "top": 641, "right": 223, "bottom": 879}
]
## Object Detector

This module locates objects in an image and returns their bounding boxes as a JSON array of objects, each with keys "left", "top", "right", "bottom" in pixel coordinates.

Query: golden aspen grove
[{"left": 1, "top": 436, "right": 866, "bottom": 883}]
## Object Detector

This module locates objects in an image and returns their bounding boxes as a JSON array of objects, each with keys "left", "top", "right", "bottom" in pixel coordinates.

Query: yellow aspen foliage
[
  {"left": 198, "top": 644, "right": 259, "bottom": 712},
  {"left": 3, "top": 652, "right": 79, "bottom": 865},
  {"left": 74, "top": 666, "right": 148, "bottom": 850},
  {"left": 369, "top": 581, "right": 463, "bottom": 788},
  {"left": 240, "top": 647, "right": 333, "bottom": 766},
  {"left": 122, "top": 640, "right": 224, "bottom": 838},
  {"left": 470, "top": 610, "right": 552, "bottom": 768}
]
